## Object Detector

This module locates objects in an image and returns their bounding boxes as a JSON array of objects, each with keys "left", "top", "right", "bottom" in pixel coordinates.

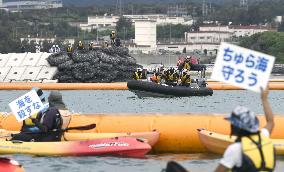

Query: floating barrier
[
  {"left": 208, "top": 83, "right": 284, "bottom": 90},
  {"left": 1, "top": 113, "right": 284, "bottom": 153},
  {"left": 0, "top": 81, "right": 283, "bottom": 90},
  {"left": 207, "top": 79, "right": 284, "bottom": 83},
  {"left": 0, "top": 82, "right": 128, "bottom": 90}
]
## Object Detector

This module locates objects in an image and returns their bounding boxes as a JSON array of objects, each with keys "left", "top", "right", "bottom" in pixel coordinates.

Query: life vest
[
  {"left": 67, "top": 47, "right": 73, "bottom": 53},
  {"left": 111, "top": 33, "right": 116, "bottom": 39},
  {"left": 151, "top": 74, "right": 160, "bottom": 83},
  {"left": 134, "top": 72, "right": 142, "bottom": 80},
  {"left": 183, "top": 62, "right": 190, "bottom": 70},
  {"left": 23, "top": 108, "right": 63, "bottom": 131},
  {"left": 233, "top": 133, "right": 275, "bottom": 172},
  {"left": 24, "top": 113, "right": 39, "bottom": 126},
  {"left": 181, "top": 74, "right": 191, "bottom": 84}
]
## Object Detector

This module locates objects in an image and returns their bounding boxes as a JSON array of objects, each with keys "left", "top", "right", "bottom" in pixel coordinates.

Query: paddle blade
[
  {"left": 166, "top": 161, "right": 188, "bottom": 172},
  {"left": 64, "top": 124, "right": 96, "bottom": 132}
]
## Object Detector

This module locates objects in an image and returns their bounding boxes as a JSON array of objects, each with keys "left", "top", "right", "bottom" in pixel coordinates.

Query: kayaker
[
  {"left": 214, "top": 87, "right": 275, "bottom": 172},
  {"left": 11, "top": 88, "right": 64, "bottom": 142}
]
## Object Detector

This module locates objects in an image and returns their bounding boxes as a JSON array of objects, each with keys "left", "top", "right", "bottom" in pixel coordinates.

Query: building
[
  {"left": 0, "top": 0, "right": 3, "bottom": 7},
  {"left": 128, "top": 20, "right": 157, "bottom": 54},
  {"left": 184, "top": 31, "right": 232, "bottom": 44},
  {"left": 2, "top": 0, "right": 63, "bottom": 12},
  {"left": 84, "top": 14, "right": 193, "bottom": 30},
  {"left": 87, "top": 15, "right": 120, "bottom": 29},
  {"left": 275, "top": 16, "right": 283, "bottom": 24},
  {"left": 199, "top": 25, "right": 275, "bottom": 38}
]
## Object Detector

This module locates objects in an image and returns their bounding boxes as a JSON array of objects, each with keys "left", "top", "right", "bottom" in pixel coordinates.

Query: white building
[
  {"left": 199, "top": 25, "right": 275, "bottom": 38},
  {"left": 156, "top": 43, "right": 219, "bottom": 54},
  {"left": 87, "top": 15, "right": 120, "bottom": 29},
  {"left": 275, "top": 16, "right": 283, "bottom": 24},
  {"left": 135, "top": 20, "right": 157, "bottom": 48},
  {"left": 124, "top": 14, "right": 193, "bottom": 26},
  {"left": 2, "top": 0, "right": 63, "bottom": 12},
  {"left": 229, "top": 25, "right": 275, "bottom": 37},
  {"left": 0, "top": 0, "right": 3, "bottom": 7},
  {"left": 84, "top": 14, "right": 193, "bottom": 30},
  {"left": 184, "top": 31, "right": 232, "bottom": 44}
]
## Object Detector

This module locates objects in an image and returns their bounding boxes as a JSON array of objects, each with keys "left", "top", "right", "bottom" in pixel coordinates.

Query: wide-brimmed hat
[
  {"left": 48, "top": 91, "right": 67, "bottom": 110},
  {"left": 225, "top": 106, "right": 259, "bottom": 133}
]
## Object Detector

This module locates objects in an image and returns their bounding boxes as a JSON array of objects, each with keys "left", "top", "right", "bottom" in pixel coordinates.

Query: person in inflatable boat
[
  {"left": 11, "top": 88, "right": 63, "bottom": 142},
  {"left": 215, "top": 87, "right": 275, "bottom": 172}
]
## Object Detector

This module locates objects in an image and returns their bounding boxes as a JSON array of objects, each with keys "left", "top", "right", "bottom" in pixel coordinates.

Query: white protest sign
[
  {"left": 9, "top": 90, "right": 45, "bottom": 122},
  {"left": 211, "top": 42, "right": 275, "bottom": 92}
]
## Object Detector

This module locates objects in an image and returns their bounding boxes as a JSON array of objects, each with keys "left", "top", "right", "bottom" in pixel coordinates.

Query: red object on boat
[
  {"left": 71, "top": 137, "right": 152, "bottom": 158},
  {"left": 0, "top": 158, "right": 25, "bottom": 172}
]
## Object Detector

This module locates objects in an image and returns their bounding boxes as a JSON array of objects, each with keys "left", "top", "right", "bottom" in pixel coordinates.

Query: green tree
[
  {"left": 240, "top": 32, "right": 284, "bottom": 63},
  {"left": 116, "top": 17, "right": 134, "bottom": 40}
]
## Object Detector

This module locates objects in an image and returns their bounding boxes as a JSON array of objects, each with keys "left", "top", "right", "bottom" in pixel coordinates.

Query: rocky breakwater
[{"left": 47, "top": 47, "right": 141, "bottom": 82}]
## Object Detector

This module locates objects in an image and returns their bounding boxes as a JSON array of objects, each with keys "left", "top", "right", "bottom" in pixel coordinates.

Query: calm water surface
[{"left": 0, "top": 90, "right": 283, "bottom": 172}]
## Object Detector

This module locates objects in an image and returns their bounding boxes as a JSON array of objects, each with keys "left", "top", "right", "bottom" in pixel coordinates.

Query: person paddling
[
  {"left": 214, "top": 86, "right": 275, "bottom": 172},
  {"left": 11, "top": 88, "right": 64, "bottom": 142}
]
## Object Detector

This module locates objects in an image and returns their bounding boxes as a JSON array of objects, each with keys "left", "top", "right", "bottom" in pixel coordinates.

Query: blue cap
[{"left": 225, "top": 106, "right": 259, "bottom": 133}]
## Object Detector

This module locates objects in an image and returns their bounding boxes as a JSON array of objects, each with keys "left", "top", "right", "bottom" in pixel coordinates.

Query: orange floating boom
[
  {"left": 0, "top": 82, "right": 128, "bottom": 90},
  {"left": 1, "top": 113, "right": 284, "bottom": 153},
  {"left": 0, "top": 82, "right": 283, "bottom": 90},
  {"left": 208, "top": 83, "right": 284, "bottom": 90}
]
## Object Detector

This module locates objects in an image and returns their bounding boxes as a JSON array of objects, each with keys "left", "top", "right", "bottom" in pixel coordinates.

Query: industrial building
[
  {"left": 0, "top": 0, "right": 63, "bottom": 12},
  {"left": 81, "top": 14, "right": 193, "bottom": 31}
]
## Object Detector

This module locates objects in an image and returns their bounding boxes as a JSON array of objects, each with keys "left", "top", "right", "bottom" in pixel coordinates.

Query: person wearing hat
[
  {"left": 77, "top": 41, "right": 84, "bottom": 50},
  {"left": 133, "top": 68, "right": 145, "bottom": 80},
  {"left": 214, "top": 87, "right": 275, "bottom": 172},
  {"left": 11, "top": 88, "right": 64, "bottom": 142},
  {"left": 110, "top": 31, "right": 116, "bottom": 46}
]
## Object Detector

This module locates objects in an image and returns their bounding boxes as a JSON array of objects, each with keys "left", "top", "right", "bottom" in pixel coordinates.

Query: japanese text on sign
[
  {"left": 211, "top": 42, "right": 275, "bottom": 92},
  {"left": 9, "top": 90, "right": 45, "bottom": 122}
]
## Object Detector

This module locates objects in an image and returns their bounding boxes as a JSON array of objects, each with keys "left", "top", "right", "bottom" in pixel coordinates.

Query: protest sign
[
  {"left": 211, "top": 42, "right": 275, "bottom": 92},
  {"left": 9, "top": 90, "right": 44, "bottom": 122}
]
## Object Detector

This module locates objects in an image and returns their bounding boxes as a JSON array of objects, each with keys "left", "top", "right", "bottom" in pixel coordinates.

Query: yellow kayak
[
  {"left": 197, "top": 129, "right": 284, "bottom": 155},
  {"left": 0, "top": 129, "right": 159, "bottom": 147}
]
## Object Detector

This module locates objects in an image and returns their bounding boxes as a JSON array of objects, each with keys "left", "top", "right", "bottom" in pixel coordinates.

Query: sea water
[{"left": 0, "top": 90, "right": 283, "bottom": 172}]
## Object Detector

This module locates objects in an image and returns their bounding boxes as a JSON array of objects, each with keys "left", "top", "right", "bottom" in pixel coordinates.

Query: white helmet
[
  {"left": 52, "top": 45, "right": 55, "bottom": 48},
  {"left": 55, "top": 45, "right": 59, "bottom": 48},
  {"left": 137, "top": 68, "right": 142, "bottom": 72}
]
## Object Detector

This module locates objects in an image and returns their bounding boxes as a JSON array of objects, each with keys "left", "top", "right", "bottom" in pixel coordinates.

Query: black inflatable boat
[{"left": 127, "top": 80, "right": 213, "bottom": 97}]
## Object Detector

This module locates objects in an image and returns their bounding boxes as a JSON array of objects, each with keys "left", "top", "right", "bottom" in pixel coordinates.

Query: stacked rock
[{"left": 47, "top": 47, "right": 142, "bottom": 83}]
